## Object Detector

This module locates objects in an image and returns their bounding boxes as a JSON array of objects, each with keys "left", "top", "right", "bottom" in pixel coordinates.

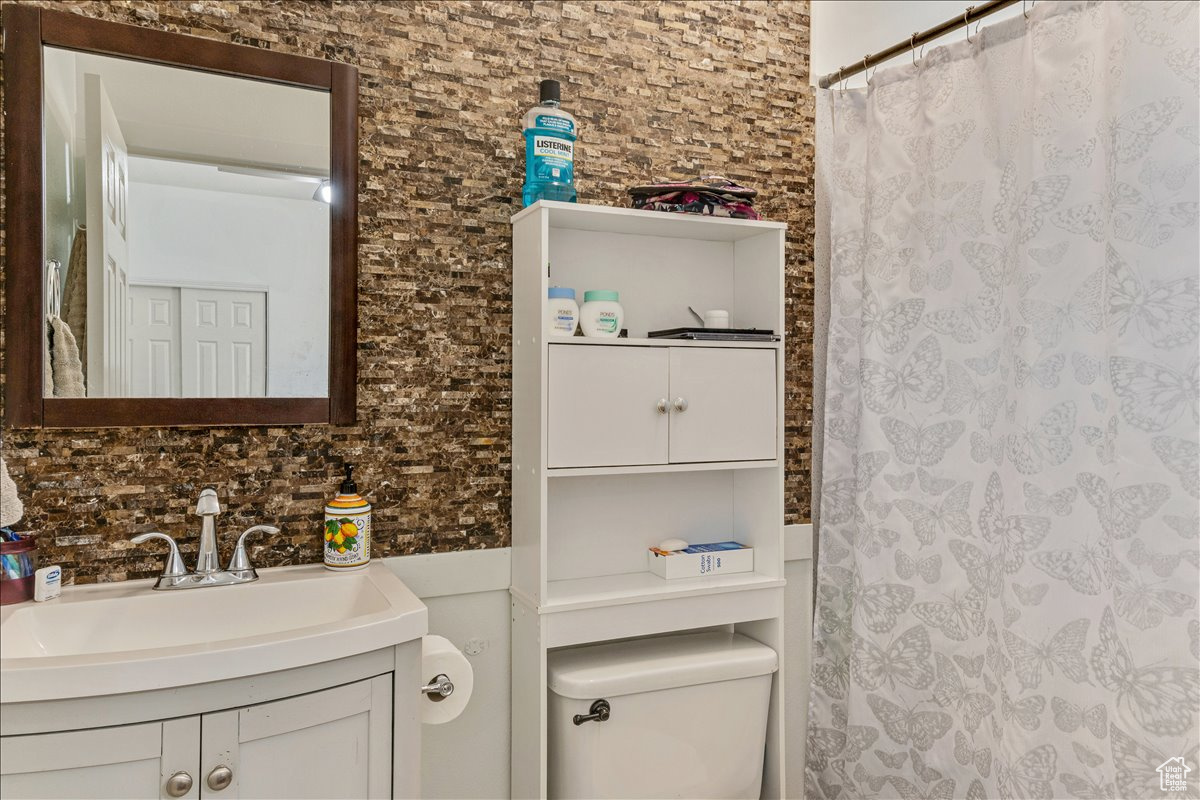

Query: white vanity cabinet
[
  {"left": 548, "top": 344, "right": 777, "bottom": 469},
  {"left": 1, "top": 646, "right": 419, "bottom": 800}
]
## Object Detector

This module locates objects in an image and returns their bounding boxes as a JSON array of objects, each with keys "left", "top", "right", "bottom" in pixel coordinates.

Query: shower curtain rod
[{"left": 817, "top": 0, "right": 1023, "bottom": 89}]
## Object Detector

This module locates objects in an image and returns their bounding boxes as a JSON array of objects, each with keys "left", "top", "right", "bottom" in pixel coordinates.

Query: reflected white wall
[{"left": 127, "top": 181, "right": 330, "bottom": 397}]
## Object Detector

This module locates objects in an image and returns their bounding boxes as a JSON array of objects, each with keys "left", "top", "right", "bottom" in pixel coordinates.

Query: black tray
[{"left": 647, "top": 327, "right": 779, "bottom": 342}]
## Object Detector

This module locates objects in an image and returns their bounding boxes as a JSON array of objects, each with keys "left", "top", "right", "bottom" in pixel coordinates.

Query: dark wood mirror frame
[{"left": 2, "top": 5, "right": 358, "bottom": 428}]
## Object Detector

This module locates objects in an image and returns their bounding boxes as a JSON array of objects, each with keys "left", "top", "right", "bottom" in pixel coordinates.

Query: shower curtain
[{"left": 808, "top": 2, "right": 1199, "bottom": 799}]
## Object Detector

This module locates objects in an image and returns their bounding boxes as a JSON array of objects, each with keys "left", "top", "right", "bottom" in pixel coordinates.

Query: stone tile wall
[{"left": 0, "top": 0, "right": 814, "bottom": 583}]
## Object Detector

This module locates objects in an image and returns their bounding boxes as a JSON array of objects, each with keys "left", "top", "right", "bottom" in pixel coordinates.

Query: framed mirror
[{"left": 3, "top": 6, "right": 358, "bottom": 427}]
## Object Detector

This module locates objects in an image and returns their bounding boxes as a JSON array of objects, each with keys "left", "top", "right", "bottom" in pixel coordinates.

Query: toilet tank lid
[{"left": 548, "top": 632, "right": 778, "bottom": 699}]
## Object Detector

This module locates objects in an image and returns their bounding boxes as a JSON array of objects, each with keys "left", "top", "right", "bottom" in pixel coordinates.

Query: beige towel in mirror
[
  {"left": 0, "top": 457, "right": 23, "bottom": 528},
  {"left": 48, "top": 316, "right": 86, "bottom": 398},
  {"left": 62, "top": 225, "right": 88, "bottom": 381}
]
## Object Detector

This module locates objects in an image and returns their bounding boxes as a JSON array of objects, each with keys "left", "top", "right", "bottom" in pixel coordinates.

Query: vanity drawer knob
[
  {"left": 656, "top": 398, "right": 669, "bottom": 415},
  {"left": 165, "top": 771, "right": 193, "bottom": 797},
  {"left": 673, "top": 397, "right": 688, "bottom": 413},
  {"left": 207, "top": 765, "right": 233, "bottom": 792}
]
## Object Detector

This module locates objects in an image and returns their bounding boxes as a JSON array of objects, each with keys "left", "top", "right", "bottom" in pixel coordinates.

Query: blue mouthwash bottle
[{"left": 522, "top": 79, "right": 577, "bottom": 207}]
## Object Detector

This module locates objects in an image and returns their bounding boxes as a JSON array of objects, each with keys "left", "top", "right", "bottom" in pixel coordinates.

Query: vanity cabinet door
[
  {"left": 200, "top": 674, "right": 392, "bottom": 800},
  {"left": 548, "top": 345, "right": 671, "bottom": 468},
  {"left": 0, "top": 718, "right": 200, "bottom": 799},
  {"left": 668, "top": 348, "right": 777, "bottom": 463}
]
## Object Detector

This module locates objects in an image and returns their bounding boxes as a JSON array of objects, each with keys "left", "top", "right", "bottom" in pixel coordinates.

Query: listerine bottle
[{"left": 522, "top": 79, "right": 577, "bottom": 207}]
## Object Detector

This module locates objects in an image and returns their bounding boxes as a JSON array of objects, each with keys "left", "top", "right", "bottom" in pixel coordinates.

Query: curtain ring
[
  {"left": 837, "top": 67, "right": 846, "bottom": 92},
  {"left": 1023, "top": 0, "right": 1034, "bottom": 19},
  {"left": 911, "top": 32, "right": 919, "bottom": 65},
  {"left": 965, "top": 6, "right": 975, "bottom": 43},
  {"left": 863, "top": 55, "right": 872, "bottom": 85}
]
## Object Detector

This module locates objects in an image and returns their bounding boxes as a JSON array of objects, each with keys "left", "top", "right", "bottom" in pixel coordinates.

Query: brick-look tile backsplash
[{"left": 0, "top": 0, "right": 814, "bottom": 583}]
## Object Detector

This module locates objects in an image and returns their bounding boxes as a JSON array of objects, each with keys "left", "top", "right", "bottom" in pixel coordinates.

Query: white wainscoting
[
  {"left": 385, "top": 522, "right": 814, "bottom": 800},
  {"left": 386, "top": 550, "right": 512, "bottom": 800}
]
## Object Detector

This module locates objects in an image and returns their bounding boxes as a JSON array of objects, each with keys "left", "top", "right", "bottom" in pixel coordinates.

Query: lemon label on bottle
[{"left": 323, "top": 510, "right": 371, "bottom": 568}]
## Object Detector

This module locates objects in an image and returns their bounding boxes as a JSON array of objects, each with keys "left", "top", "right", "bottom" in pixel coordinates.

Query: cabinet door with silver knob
[
  {"left": 547, "top": 345, "right": 670, "bottom": 467},
  {"left": 165, "top": 771, "right": 194, "bottom": 798},
  {"left": 668, "top": 348, "right": 777, "bottom": 463},
  {"left": 0, "top": 718, "right": 201, "bottom": 800},
  {"left": 206, "top": 766, "right": 233, "bottom": 792},
  {"left": 200, "top": 675, "right": 393, "bottom": 799}
]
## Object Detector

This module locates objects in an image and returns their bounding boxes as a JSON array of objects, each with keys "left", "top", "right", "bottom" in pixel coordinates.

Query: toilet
[{"left": 547, "top": 631, "right": 778, "bottom": 799}]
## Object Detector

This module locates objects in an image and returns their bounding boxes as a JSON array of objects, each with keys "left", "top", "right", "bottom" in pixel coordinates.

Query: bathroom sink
[{"left": 0, "top": 562, "right": 427, "bottom": 703}]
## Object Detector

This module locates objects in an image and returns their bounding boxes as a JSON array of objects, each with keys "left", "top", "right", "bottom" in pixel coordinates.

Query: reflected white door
[
  {"left": 180, "top": 288, "right": 266, "bottom": 397},
  {"left": 128, "top": 285, "right": 182, "bottom": 397},
  {"left": 84, "top": 73, "right": 130, "bottom": 397}
]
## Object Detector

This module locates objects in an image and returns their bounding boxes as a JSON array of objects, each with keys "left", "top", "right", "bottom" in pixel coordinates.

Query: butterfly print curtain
[{"left": 808, "top": 2, "right": 1199, "bottom": 798}]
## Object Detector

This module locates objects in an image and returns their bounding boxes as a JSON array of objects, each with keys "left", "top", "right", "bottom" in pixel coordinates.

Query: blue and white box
[{"left": 647, "top": 541, "right": 753, "bottom": 580}]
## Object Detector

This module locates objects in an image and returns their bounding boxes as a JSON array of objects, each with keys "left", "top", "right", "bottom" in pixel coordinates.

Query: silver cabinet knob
[
  {"left": 656, "top": 398, "right": 669, "bottom": 414},
  {"left": 165, "top": 771, "right": 193, "bottom": 798},
  {"left": 207, "top": 766, "right": 233, "bottom": 792},
  {"left": 673, "top": 397, "right": 688, "bottom": 412}
]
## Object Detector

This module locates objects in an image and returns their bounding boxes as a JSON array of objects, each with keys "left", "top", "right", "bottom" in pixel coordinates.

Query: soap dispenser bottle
[{"left": 324, "top": 464, "right": 372, "bottom": 571}]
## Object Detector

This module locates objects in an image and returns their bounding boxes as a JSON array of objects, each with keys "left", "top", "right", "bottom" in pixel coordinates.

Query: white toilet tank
[{"left": 547, "top": 632, "right": 778, "bottom": 799}]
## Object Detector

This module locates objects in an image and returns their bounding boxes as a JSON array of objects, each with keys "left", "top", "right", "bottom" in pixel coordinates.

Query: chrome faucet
[
  {"left": 131, "top": 488, "right": 279, "bottom": 590},
  {"left": 194, "top": 487, "right": 222, "bottom": 574}
]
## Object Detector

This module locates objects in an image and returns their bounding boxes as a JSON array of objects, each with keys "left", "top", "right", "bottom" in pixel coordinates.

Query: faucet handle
[
  {"left": 131, "top": 532, "right": 188, "bottom": 578},
  {"left": 227, "top": 525, "right": 279, "bottom": 575}
]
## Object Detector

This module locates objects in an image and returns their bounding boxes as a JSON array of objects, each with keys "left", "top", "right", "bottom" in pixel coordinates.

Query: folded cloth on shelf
[{"left": 627, "top": 175, "right": 761, "bottom": 220}]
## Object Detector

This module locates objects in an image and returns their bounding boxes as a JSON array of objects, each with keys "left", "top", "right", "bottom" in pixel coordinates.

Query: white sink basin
[{"left": 0, "top": 562, "right": 427, "bottom": 703}]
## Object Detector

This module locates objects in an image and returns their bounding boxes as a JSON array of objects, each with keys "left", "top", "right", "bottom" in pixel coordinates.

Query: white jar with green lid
[{"left": 580, "top": 290, "right": 624, "bottom": 338}]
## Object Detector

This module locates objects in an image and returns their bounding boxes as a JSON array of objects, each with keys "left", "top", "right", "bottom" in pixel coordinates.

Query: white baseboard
[{"left": 785, "top": 522, "right": 814, "bottom": 562}]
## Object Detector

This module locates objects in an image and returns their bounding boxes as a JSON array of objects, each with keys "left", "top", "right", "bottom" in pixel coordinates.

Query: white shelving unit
[{"left": 510, "top": 201, "right": 787, "bottom": 799}]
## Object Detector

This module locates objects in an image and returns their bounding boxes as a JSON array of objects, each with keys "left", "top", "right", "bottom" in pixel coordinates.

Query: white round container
[
  {"left": 547, "top": 287, "right": 579, "bottom": 336},
  {"left": 580, "top": 290, "right": 624, "bottom": 338},
  {"left": 704, "top": 309, "right": 730, "bottom": 329}
]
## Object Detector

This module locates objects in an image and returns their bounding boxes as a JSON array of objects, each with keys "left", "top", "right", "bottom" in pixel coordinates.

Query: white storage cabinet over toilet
[{"left": 511, "top": 201, "right": 787, "bottom": 798}]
